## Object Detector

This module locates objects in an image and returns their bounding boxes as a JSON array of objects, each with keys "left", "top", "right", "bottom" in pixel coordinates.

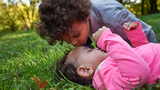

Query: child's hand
[
  {"left": 92, "top": 26, "right": 107, "bottom": 44},
  {"left": 123, "top": 22, "right": 139, "bottom": 31}
]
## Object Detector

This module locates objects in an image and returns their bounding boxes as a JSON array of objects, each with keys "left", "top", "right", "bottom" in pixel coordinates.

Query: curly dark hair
[
  {"left": 36, "top": 0, "right": 92, "bottom": 45},
  {"left": 56, "top": 50, "right": 92, "bottom": 85}
]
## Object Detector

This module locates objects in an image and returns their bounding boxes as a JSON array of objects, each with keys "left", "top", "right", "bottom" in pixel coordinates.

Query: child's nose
[{"left": 71, "top": 40, "right": 78, "bottom": 46}]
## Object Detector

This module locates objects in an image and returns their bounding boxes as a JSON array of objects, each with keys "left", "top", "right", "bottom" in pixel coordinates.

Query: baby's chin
[{"left": 101, "top": 53, "right": 108, "bottom": 60}]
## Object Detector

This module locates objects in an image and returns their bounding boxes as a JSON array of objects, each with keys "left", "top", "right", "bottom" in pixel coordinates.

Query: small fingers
[
  {"left": 123, "top": 22, "right": 139, "bottom": 31},
  {"left": 92, "top": 26, "right": 107, "bottom": 44},
  {"left": 98, "top": 26, "right": 107, "bottom": 31},
  {"left": 102, "top": 26, "right": 107, "bottom": 29},
  {"left": 99, "top": 26, "right": 107, "bottom": 33},
  {"left": 123, "top": 22, "right": 132, "bottom": 30}
]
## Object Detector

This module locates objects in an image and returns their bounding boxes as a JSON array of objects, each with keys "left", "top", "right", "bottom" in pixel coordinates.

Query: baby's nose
[{"left": 95, "top": 48, "right": 99, "bottom": 50}]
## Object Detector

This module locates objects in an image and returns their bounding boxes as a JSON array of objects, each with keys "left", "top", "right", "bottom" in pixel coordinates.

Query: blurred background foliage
[
  {"left": 0, "top": 0, "right": 160, "bottom": 33},
  {"left": 0, "top": 0, "right": 40, "bottom": 33}
]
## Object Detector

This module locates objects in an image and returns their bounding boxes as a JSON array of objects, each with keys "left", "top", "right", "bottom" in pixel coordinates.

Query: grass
[
  {"left": 0, "top": 13, "right": 160, "bottom": 90},
  {"left": 137, "top": 13, "right": 160, "bottom": 42},
  {"left": 0, "top": 30, "right": 93, "bottom": 90}
]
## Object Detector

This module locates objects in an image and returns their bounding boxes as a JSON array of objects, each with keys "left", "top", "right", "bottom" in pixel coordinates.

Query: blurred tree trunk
[
  {"left": 149, "top": 0, "right": 159, "bottom": 13},
  {"left": 116, "top": 0, "right": 123, "bottom": 4},
  {"left": 30, "top": 0, "right": 37, "bottom": 29},
  {"left": 141, "top": 0, "right": 144, "bottom": 15},
  {"left": 119, "top": 0, "right": 123, "bottom": 3}
]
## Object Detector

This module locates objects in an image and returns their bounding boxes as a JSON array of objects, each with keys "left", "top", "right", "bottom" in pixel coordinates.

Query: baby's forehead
[
  {"left": 67, "top": 46, "right": 85, "bottom": 60},
  {"left": 71, "top": 46, "right": 85, "bottom": 53}
]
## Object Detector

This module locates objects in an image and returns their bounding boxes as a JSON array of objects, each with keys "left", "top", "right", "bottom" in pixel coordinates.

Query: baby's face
[
  {"left": 67, "top": 46, "right": 108, "bottom": 71},
  {"left": 60, "top": 18, "right": 90, "bottom": 47}
]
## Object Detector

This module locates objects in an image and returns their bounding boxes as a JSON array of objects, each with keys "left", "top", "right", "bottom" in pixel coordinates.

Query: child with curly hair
[
  {"left": 36, "top": 0, "right": 157, "bottom": 47},
  {"left": 56, "top": 22, "right": 160, "bottom": 90}
]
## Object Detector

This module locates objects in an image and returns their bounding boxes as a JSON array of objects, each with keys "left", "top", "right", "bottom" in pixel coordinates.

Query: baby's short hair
[
  {"left": 56, "top": 50, "right": 92, "bottom": 85},
  {"left": 36, "top": 0, "right": 91, "bottom": 45}
]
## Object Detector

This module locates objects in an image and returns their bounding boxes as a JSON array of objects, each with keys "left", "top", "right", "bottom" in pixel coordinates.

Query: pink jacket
[{"left": 92, "top": 22, "right": 160, "bottom": 90}]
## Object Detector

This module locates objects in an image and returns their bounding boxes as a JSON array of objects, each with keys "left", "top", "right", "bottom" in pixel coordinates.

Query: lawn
[
  {"left": 137, "top": 13, "right": 160, "bottom": 42},
  {"left": 0, "top": 29, "right": 92, "bottom": 89},
  {"left": 0, "top": 13, "right": 160, "bottom": 90}
]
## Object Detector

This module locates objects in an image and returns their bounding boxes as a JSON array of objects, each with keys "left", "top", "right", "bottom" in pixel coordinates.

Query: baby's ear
[{"left": 77, "top": 66, "right": 93, "bottom": 77}]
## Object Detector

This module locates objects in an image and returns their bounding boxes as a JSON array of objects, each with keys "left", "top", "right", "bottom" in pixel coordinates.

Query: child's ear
[
  {"left": 87, "top": 15, "right": 90, "bottom": 20},
  {"left": 77, "top": 66, "right": 93, "bottom": 77}
]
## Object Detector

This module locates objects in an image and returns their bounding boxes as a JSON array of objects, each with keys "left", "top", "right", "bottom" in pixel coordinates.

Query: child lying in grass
[{"left": 56, "top": 22, "right": 160, "bottom": 90}]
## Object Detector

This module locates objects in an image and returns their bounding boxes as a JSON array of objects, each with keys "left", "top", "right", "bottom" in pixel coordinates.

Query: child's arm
[
  {"left": 92, "top": 27, "right": 150, "bottom": 89},
  {"left": 123, "top": 22, "right": 149, "bottom": 47}
]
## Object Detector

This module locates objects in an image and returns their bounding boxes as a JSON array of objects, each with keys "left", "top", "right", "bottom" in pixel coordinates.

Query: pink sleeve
[
  {"left": 125, "top": 22, "right": 149, "bottom": 47},
  {"left": 97, "top": 28, "right": 150, "bottom": 88}
]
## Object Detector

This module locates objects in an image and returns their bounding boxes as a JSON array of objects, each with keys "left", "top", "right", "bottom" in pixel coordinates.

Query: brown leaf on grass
[
  {"left": 31, "top": 75, "right": 48, "bottom": 90},
  {"left": 31, "top": 75, "right": 55, "bottom": 90}
]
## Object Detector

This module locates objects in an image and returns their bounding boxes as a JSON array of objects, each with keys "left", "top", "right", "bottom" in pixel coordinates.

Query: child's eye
[
  {"left": 74, "top": 33, "right": 79, "bottom": 37},
  {"left": 88, "top": 49, "right": 92, "bottom": 52}
]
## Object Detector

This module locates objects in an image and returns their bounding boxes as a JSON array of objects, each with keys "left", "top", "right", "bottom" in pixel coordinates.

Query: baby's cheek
[
  {"left": 95, "top": 56, "right": 104, "bottom": 62},
  {"left": 99, "top": 54, "right": 107, "bottom": 61}
]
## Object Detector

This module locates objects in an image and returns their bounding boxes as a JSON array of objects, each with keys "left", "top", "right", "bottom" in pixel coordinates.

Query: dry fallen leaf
[
  {"left": 31, "top": 75, "right": 48, "bottom": 90},
  {"left": 31, "top": 75, "right": 55, "bottom": 90}
]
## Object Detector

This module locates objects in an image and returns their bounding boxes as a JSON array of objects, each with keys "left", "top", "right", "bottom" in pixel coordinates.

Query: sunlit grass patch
[{"left": 138, "top": 13, "right": 160, "bottom": 42}]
